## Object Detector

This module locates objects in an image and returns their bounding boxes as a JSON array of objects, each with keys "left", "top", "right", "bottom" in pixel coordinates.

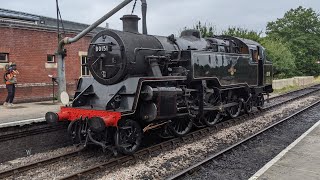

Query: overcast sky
[{"left": 1, "top": 0, "right": 320, "bottom": 36}]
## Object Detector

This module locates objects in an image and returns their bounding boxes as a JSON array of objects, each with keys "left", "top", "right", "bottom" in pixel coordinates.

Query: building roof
[{"left": 0, "top": 8, "right": 105, "bottom": 34}]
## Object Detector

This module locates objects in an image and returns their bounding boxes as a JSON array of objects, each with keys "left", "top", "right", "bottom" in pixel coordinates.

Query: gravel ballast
[
  {"left": 93, "top": 95, "right": 320, "bottom": 179},
  {"left": 182, "top": 102, "right": 320, "bottom": 180}
]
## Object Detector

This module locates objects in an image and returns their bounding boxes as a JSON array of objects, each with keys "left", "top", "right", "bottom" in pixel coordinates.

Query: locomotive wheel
[
  {"left": 257, "top": 94, "right": 265, "bottom": 111},
  {"left": 193, "top": 116, "right": 206, "bottom": 128},
  {"left": 169, "top": 117, "right": 193, "bottom": 137},
  {"left": 227, "top": 101, "right": 242, "bottom": 118},
  {"left": 203, "top": 111, "right": 220, "bottom": 127},
  {"left": 244, "top": 98, "right": 253, "bottom": 114},
  {"left": 158, "top": 125, "right": 175, "bottom": 139},
  {"left": 114, "top": 119, "right": 143, "bottom": 155}
]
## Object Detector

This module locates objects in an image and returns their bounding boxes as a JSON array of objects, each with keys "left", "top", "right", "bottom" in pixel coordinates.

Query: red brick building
[{"left": 0, "top": 9, "right": 104, "bottom": 103}]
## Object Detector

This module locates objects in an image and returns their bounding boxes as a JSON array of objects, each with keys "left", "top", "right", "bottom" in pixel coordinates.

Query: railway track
[
  {"left": 166, "top": 99, "right": 320, "bottom": 180},
  {"left": 0, "top": 149, "right": 83, "bottom": 179},
  {"left": 0, "top": 123, "right": 67, "bottom": 142},
  {"left": 266, "top": 84, "right": 320, "bottom": 106},
  {"left": 1, "top": 85, "right": 320, "bottom": 179},
  {"left": 262, "top": 84, "right": 320, "bottom": 110},
  {"left": 0, "top": 121, "right": 71, "bottom": 163},
  {"left": 0, "top": 84, "right": 318, "bottom": 143},
  {"left": 269, "top": 83, "right": 320, "bottom": 99}
]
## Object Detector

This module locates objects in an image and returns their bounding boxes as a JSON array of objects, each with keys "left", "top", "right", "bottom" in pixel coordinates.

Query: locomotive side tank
[{"left": 46, "top": 14, "right": 273, "bottom": 155}]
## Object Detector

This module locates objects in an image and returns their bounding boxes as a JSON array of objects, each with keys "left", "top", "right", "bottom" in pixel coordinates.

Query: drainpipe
[{"left": 56, "top": 0, "right": 134, "bottom": 101}]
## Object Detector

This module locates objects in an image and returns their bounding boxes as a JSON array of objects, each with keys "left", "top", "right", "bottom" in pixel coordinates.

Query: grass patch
[
  {"left": 272, "top": 85, "right": 301, "bottom": 94},
  {"left": 314, "top": 76, "right": 320, "bottom": 84},
  {"left": 272, "top": 76, "right": 320, "bottom": 96}
]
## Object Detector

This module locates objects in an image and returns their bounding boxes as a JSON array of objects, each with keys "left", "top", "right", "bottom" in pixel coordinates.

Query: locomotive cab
[{"left": 248, "top": 44, "right": 273, "bottom": 93}]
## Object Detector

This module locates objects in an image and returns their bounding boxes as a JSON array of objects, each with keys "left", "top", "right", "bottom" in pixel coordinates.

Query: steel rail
[
  {"left": 268, "top": 83, "right": 320, "bottom": 101},
  {"left": 263, "top": 85, "right": 320, "bottom": 109},
  {"left": 59, "top": 87, "right": 320, "bottom": 180},
  {"left": 0, "top": 149, "right": 83, "bottom": 179},
  {"left": 0, "top": 123, "right": 68, "bottom": 142},
  {"left": 269, "top": 84, "right": 320, "bottom": 100},
  {"left": 166, "top": 99, "right": 320, "bottom": 180}
]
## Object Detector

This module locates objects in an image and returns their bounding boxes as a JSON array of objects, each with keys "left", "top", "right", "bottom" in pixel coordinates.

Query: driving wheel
[
  {"left": 227, "top": 100, "right": 242, "bottom": 118},
  {"left": 114, "top": 119, "right": 143, "bottom": 155},
  {"left": 203, "top": 111, "right": 221, "bottom": 127},
  {"left": 169, "top": 117, "right": 193, "bottom": 137},
  {"left": 244, "top": 98, "right": 253, "bottom": 114},
  {"left": 257, "top": 94, "right": 265, "bottom": 111}
]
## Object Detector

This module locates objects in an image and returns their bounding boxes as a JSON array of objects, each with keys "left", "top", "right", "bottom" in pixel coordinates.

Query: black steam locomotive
[{"left": 46, "top": 14, "right": 273, "bottom": 155}]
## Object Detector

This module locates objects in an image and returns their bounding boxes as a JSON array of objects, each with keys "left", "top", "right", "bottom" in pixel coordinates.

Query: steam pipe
[
  {"left": 141, "top": 0, "right": 148, "bottom": 35},
  {"left": 58, "top": 0, "right": 133, "bottom": 53},
  {"left": 56, "top": 0, "right": 134, "bottom": 99}
]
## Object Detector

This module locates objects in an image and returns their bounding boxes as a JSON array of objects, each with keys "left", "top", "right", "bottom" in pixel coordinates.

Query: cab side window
[
  {"left": 251, "top": 49, "right": 259, "bottom": 63},
  {"left": 218, "top": 46, "right": 225, "bottom": 52}
]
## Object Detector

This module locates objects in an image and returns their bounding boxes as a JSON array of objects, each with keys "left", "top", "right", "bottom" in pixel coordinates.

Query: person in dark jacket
[{"left": 3, "top": 63, "right": 19, "bottom": 107}]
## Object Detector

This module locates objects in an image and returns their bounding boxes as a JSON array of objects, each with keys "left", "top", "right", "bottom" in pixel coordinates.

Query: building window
[
  {"left": 47, "top": 54, "right": 55, "bottom": 63},
  {"left": 0, "top": 53, "right": 9, "bottom": 63},
  {"left": 81, "top": 56, "right": 90, "bottom": 76}
]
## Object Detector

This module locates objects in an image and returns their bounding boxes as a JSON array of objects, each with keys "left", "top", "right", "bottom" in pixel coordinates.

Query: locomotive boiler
[{"left": 46, "top": 14, "right": 273, "bottom": 155}]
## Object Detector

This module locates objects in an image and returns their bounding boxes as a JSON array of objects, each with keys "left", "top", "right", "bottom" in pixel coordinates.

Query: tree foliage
[
  {"left": 261, "top": 38, "right": 296, "bottom": 78},
  {"left": 266, "top": 6, "right": 320, "bottom": 76},
  {"left": 194, "top": 21, "right": 216, "bottom": 38}
]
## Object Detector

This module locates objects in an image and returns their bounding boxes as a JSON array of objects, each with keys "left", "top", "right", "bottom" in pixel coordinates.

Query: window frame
[
  {"left": 47, "top": 54, "right": 55, "bottom": 63},
  {"left": 0, "top": 53, "right": 9, "bottom": 63},
  {"left": 80, "top": 55, "right": 90, "bottom": 77},
  {"left": 250, "top": 49, "right": 259, "bottom": 63}
]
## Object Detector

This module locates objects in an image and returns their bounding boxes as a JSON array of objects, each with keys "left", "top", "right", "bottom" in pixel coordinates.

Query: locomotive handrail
[{"left": 132, "top": 48, "right": 166, "bottom": 64}]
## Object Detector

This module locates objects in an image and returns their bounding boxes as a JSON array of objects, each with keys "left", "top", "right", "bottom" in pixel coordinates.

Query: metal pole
[
  {"left": 57, "top": 53, "right": 66, "bottom": 101},
  {"left": 141, "top": 0, "right": 148, "bottom": 35},
  {"left": 56, "top": 0, "right": 60, "bottom": 44},
  {"left": 57, "top": 0, "right": 134, "bottom": 101},
  {"left": 52, "top": 78, "right": 55, "bottom": 103}
]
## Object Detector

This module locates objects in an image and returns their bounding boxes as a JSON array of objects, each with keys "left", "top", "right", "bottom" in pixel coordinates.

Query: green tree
[
  {"left": 222, "top": 27, "right": 263, "bottom": 42},
  {"left": 266, "top": 6, "right": 320, "bottom": 76},
  {"left": 194, "top": 21, "right": 216, "bottom": 37},
  {"left": 261, "top": 38, "right": 296, "bottom": 78}
]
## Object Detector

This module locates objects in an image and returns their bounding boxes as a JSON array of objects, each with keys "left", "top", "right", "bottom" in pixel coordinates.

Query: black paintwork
[{"left": 79, "top": 28, "right": 273, "bottom": 112}]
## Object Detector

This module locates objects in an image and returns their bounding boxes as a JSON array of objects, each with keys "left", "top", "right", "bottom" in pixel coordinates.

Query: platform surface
[
  {"left": 250, "top": 120, "right": 320, "bottom": 180},
  {"left": 0, "top": 101, "right": 61, "bottom": 127}
]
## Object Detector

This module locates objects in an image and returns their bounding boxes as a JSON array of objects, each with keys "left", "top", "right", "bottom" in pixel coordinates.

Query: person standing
[{"left": 3, "top": 63, "right": 19, "bottom": 107}]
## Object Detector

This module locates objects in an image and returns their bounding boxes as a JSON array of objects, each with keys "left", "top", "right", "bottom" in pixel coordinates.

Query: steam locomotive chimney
[
  {"left": 120, "top": 14, "right": 140, "bottom": 33},
  {"left": 141, "top": 0, "right": 148, "bottom": 35}
]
